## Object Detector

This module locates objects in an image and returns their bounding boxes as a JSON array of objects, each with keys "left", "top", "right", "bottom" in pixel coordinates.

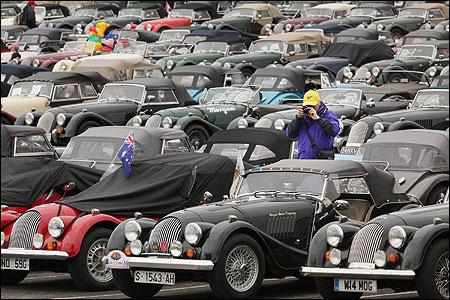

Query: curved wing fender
[
  {"left": 64, "top": 112, "right": 115, "bottom": 137},
  {"left": 55, "top": 23, "right": 74, "bottom": 30},
  {"left": 226, "top": 116, "right": 258, "bottom": 129},
  {"left": 235, "top": 62, "right": 257, "bottom": 72},
  {"left": 15, "top": 111, "right": 43, "bottom": 126},
  {"left": 387, "top": 119, "right": 425, "bottom": 132},
  {"left": 306, "top": 64, "right": 335, "bottom": 75},
  {"left": 126, "top": 114, "right": 151, "bottom": 127},
  {"left": 385, "top": 24, "right": 410, "bottom": 35},
  {"left": 406, "top": 174, "right": 449, "bottom": 202},
  {"left": 175, "top": 115, "right": 221, "bottom": 133},
  {"left": 106, "top": 218, "right": 157, "bottom": 253},
  {"left": 402, "top": 223, "right": 449, "bottom": 271}
]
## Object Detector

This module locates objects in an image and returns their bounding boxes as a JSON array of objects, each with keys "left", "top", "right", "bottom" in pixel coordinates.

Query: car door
[
  {"left": 428, "top": 8, "right": 446, "bottom": 27},
  {"left": 50, "top": 84, "right": 83, "bottom": 106},
  {"left": 144, "top": 89, "right": 180, "bottom": 114}
]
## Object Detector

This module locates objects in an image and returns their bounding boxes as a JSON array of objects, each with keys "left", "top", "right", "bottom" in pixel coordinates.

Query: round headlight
[
  {"left": 357, "top": 24, "right": 365, "bottom": 28},
  {"left": 184, "top": 223, "right": 202, "bottom": 245},
  {"left": 10, "top": 58, "right": 19, "bottom": 65},
  {"left": 365, "top": 71, "right": 372, "bottom": 79},
  {"left": 130, "top": 239, "right": 142, "bottom": 255},
  {"left": 48, "top": 23, "right": 54, "bottom": 28},
  {"left": 423, "top": 23, "right": 431, "bottom": 29},
  {"left": 25, "top": 112, "right": 35, "bottom": 125},
  {"left": 212, "top": 61, "right": 222, "bottom": 67},
  {"left": 1, "top": 231, "right": 5, "bottom": 247},
  {"left": 223, "top": 62, "right": 231, "bottom": 69},
  {"left": 166, "top": 60, "right": 174, "bottom": 70},
  {"left": 373, "top": 122, "right": 384, "bottom": 135},
  {"left": 48, "top": 217, "right": 64, "bottom": 238},
  {"left": 343, "top": 67, "right": 353, "bottom": 79},
  {"left": 207, "top": 24, "right": 214, "bottom": 29},
  {"left": 428, "top": 66, "right": 437, "bottom": 77},
  {"left": 238, "top": 118, "right": 248, "bottom": 128},
  {"left": 162, "top": 117, "right": 173, "bottom": 128},
  {"left": 32, "top": 59, "right": 40, "bottom": 67},
  {"left": 264, "top": 23, "right": 271, "bottom": 31},
  {"left": 132, "top": 116, "right": 142, "bottom": 127},
  {"left": 146, "top": 24, "right": 152, "bottom": 31},
  {"left": 388, "top": 226, "right": 407, "bottom": 249},
  {"left": 377, "top": 24, "right": 384, "bottom": 31},
  {"left": 326, "top": 224, "right": 344, "bottom": 247},
  {"left": 285, "top": 24, "right": 292, "bottom": 32},
  {"left": 445, "top": 24, "right": 449, "bottom": 32},
  {"left": 198, "top": 61, "right": 206, "bottom": 66},
  {"left": 329, "top": 248, "right": 342, "bottom": 265},
  {"left": 125, "top": 220, "right": 142, "bottom": 242},
  {"left": 372, "top": 67, "right": 380, "bottom": 77},
  {"left": 170, "top": 240, "right": 183, "bottom": 257},
  {"left": 56, "top": 113, "right": 66, "bottom": 126},
  {"left": 33, "top": 233, "right": 44, "bottom": 249},
  {"left": 274, "top": 119, "right": 286, "bottom": 131},
  {"left": 374, "top": 250, "right": 386, "bottom": 267}
]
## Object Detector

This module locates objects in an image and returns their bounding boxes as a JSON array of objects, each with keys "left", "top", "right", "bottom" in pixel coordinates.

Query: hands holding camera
[{"left": 297, "top": 106, "right": 320, "bottom": 120}]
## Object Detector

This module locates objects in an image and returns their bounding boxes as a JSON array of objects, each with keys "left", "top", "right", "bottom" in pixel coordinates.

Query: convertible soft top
[
  {"left": 59, "top": 152, "right": 235, "bottom": 216},
  {"left": 1, "top": 125, "right": 46, "bottom": 157},
  {"left": 323, "top": 40, "right": 394, "bottom": 66},
  {"left": 176, "top": 2, "right": 219, "bottom": 19},
  {"left": 262, "top": 31, "right": 331, "bottom": 43},
  {"left": 19, "top": 28, "right": 66, "bottom": 40},
  {"left": 168, "top": 65, "right": 240, "bottom": 84},
  {"left": 250, "top": 67, "right": 324, "bottom": 92},
  {"left": 1, "top": 64, "right": 49, "bottom": 79},
  {"left": 404, "top": 29, "right": 449, "bottom": 40},
  {"left": 18, "top": 71, "right": 110, "bottom": 85},
  {"left": 334, "top": 28, "right": 380, "bottom": 40}
]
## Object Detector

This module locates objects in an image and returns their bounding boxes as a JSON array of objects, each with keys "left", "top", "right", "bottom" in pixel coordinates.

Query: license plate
[
  {"left": 134, "top": 270, "right": 175, "bottom": 285},
  {"left": 334, "top": 278, "right": 377, "bottom": 293},
  {"left": 1, "top": 258, "right": 30, "bottom": 270},
  {"left": 340, "top": 146, "right": 360, "bottom": 155}
]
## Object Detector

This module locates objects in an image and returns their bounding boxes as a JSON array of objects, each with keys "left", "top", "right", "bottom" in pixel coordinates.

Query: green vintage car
[
  {"left": 155, "top": 35, "right": 250, "bottom": 73},
  {"left": 132, "top": 86, "right": 260, "bottom": 148}
]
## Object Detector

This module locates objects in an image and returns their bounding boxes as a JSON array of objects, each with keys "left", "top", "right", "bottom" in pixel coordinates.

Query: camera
[{"left": 302, "top": 105, "right": 313, "bottom": 115}]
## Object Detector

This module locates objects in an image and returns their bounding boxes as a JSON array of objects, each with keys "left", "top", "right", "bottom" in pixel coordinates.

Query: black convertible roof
[
  {"left": 335, "top": 28, "right": 379, "bottom": 40},
  {"left": 200, "top": 35, "right": 250, "bottom": 45},
  {"left": 1, "top": 125, "right": 46, "bottom": 157},
  {"left": 250, "top": 67, "right": 323, "bottom": 91},
  {"left": 19, "top": 72, "right": 110, "bottom": 85},
  {"left": 20, "top": 28, "right": 66, "bottom": 40},
  {"left": 176, "top": 2, "right": 219, "bottom": 18},
  {"left": 323, "top": 40, "right": 394, "bottom": 66},
  {"left": 404, "top": 29, "right": 449, "bottom": 40},
  {"left": 168, "top": 65, "right": 240, "bottom": 85}
]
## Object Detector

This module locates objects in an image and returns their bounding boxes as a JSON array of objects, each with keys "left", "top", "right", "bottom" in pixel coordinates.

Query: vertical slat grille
[
  {"left": 254, "top": 118, "right": 273, "bottom": 128},
  {"left": 415, "top": 119, "right": 432, "bottom": 128},
  {"left": 149, "top": 217, "right": 182, "bottom": 253},
  {"left": 347, "top": 121, "right": 369, "bottom": 145},
  {"left": 266, "top": 212, "right": 296, "bottom": 237},
  {"left": 348, "top": 223, "right": 384, "bottom": 265},
  {"left": 145, "top": 115, "right": 162, "bottom": 128},
  {"left": 9, "top": 211, "right": 41, "bottom": 249}
]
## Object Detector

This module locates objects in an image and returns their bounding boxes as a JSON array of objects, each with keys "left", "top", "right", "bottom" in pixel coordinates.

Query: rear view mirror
[
  {"left": 366, "top": 101, "right": 375, "bottom": 108},
  {"left": 334, "top": 200, "right": 349, "bottom": 210}
]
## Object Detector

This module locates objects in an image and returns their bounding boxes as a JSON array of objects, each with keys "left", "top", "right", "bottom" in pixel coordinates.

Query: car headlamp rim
[
  {"left": 132, "top": 116, "right": 142, "bottom": 127},
  {"left": 162, "top": 117, "right": 173, "bottom": 128},
  {"left": 326, "top": 224, "right": 344, "bottom": 247},
  {"left": 125, "top": 220, "right": 142, "bottom": 242},
  {"left": 388, "top": 226, "right": 407, "bottom": 249},
  {"left": 32, "top": 58, "right": 40, "bottom": 67},
  {"left": 373, "top": 122, "right": 384, "bottom": 135},
  {"left": 184, "top": 223, "right": 202, "bottom": 245},
  {"left": 48, "top": 217, "right": 65, "bottom": 238},
  {"left": 33, "top": 233, "right": 44, "bottom": 249},
  {"left": 25, "top": 112, "right": 35, "bottom": 125},
  {"left": 223, "top": 62, "right": 231, "bottom": 69},
  {"left": 264, "top": 23, "right": 271, "bottom": 31},
  {"left": 343, "top": 66, "right": 353, "bottom": 79},
  {"left": 56, "top": 113, "right": 67, "bottom": 126},
  {"left": 285, "top": 24, "right": 292, "bottom": 32},
  {"left": 374, "top": 250, "right": 386, "bottom": 267},
  {"left": 428, "top": 66, "right": 437, "bottom": 77},
  {"left": 372, "top": 67, "right": 380, "bottom": 77},
  {"left": 146, "top": 24, "right": 152, "bottom": 31},
  {"left": 377, "top": 24, "right": 384, "bottom": 31},
  {"left": 170, "top": 240, "right": 183, "bottom": 257},
  {"left": 1, "top": 231, "right": 5, "bottom": 247},
  {"left": 329, "top": 248, "right": 342, "bottom": 265},
  {"left": 274, "top": 119, "right": 286, "bottom": 131},
  {"left": 166, "top": 60, "right": 174, "bottom": 69},
  {"left": 237, "top": 118, "right": 248, "bottom": 128},
  {"left": 130, "top": 239, "right": 142, "bottom": 255}
]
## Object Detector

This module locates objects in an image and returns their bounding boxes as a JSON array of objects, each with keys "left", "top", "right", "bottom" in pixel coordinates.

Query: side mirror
[
  {"left": 334, "top": 200, "right": 349, "bottom": 210},
  {"left": 366, "top": 101, "right": 375, "bottom": 108}
]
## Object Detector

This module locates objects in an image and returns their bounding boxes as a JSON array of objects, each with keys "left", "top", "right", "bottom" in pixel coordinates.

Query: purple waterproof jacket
[{"left": 286, "top": 104, "right": 340, "bottom": 159}]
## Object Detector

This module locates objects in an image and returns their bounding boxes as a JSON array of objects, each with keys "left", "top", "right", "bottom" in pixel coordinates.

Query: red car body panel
[
  {"left": 29, "top": 51, "right": 90, "bottom": 69},
  {"left": 1, "top": 110, "right": 17, "bottom": 124},
  {"left": 140, "top": 17, "right": 192, "bottom": 32}
]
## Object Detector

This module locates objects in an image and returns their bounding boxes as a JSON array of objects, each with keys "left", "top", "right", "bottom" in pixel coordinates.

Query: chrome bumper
[
  {"left": 127, "top": 257, "right": 214, "bottom": 271},
  {"left": 300, "top": 267, "right": 415, "bottom": 280},
  {"left": 1, "top": 248, "right": 69, "bottom": 260}
]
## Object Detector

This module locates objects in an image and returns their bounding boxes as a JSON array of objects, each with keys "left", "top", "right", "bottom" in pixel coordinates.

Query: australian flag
[{"left": 116, "top": 132, "right": 135, "bottom": 177}]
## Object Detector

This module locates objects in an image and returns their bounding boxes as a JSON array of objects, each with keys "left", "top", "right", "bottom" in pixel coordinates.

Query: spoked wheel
[
  {"left": 225, "top": 245, "right": 259, "bottom": 293},
  {"left": 86, "top": 238, "right": 113, "bottom": 284},
  {"left": 435, "top": 251, "right": 449, "bottom": 298},
  {"left": 185, "top": 124, "right": 209, "bottom": 150}
]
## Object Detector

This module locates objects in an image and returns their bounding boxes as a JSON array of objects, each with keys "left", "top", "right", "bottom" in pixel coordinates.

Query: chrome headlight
[
  {"left": 198, "top": 61, "right": 206, "bottom": 66},
  {"left": 48, "top": 23, "right": 54, "bottom": 28},
  {"left": 207, "top": 24, "right": 214, "bottom": 29},
  {"left": 184, "top": 223, "right": 202, "bottom": 245},
  {"left": 132, "top": 116, "right": 142, "bottom": 127},
  {"left": 357, "top": 24, "right": 365, "bottom": 28},
  {"left": 264, "top": 23, "right": 271, "bottom": 31},
  {"left": 56, "top": 113, "right": 66, "bottom": 126},
  {"left": 212, "top": 61, "right": 222, "bottom": 67},
  {"left": 445, "top": 24, "right": 449, "bottom": 32},
  {"left": 329, "top": 248, "right": 342, "bottom": 265},
  {"left": 125, "top": 220, "right": 142, "bottom": 242},
  {"left": 48, "top": 217, "right": 64, "bottom": 238},
  {"left": 376, "top": 24, "right": 384, "bottom": 31},
  {"left": 223, "top": 62, "right": 231, "bottom": 69},
  {"left": 388, "top": 226, "right": 407, "bottom": 249},
  {"left": 365, "top": 71, "right": 372, "bottom": 79},
  {"left": 372, "top": 67, "right": 380, "bottom": 77},
  {"left": 162, "top": 117, "right": 173, "bottom": 128},
  {"left": 170, "top": 240, "right": 183, "bottom": 257},
  {"left": 428, "top": 66, "right": 437, "bottom": 77},
  {"left": 25, "top": 112, "right": 35, "bottom": 125},
  {"left": 238, "top": 118, "right": 248, "bottom": 128},
  {"left": 10, "top": 58, "right": 19, "bottom": 64},
  {"left": 33, "top": 233, "right": 44, "bottom": 249},
  {"left": 146, "top": 24, "right": 152, "bottom": 31},
  {"left": 373, "top": 122, "right": 384, "bottom": 135},
  {"left": 1, "top": 231, "right": 5, "bottom": 247},
  {"left": 130, "top": 239, "right": 142, "bottom": 255},
  {"left": 422, "top": 23, "right": 431, "bottom": 29},
  {"left": 326, "top": 224, "right": 344, "bottom": 247},
  {"left": 166, "top": 60, "right": 174, "bottom": 70},
  {"left": 32, "top": 59, "right": 40, "bottom": 67},
  {"left": 338, "top": 119, "right": 344, "bottom": 135},
  {"left": 374, "top": 250, "right": 386, "bottom": 267},
  {"left": 343, "top": 66, "right": 353, "bottom": 79},
  {"left": 285, "top": 24, "right": 292, "bottom": 32},
  {"left": 274, "top": 119, "right": 286, "bottom": 131}
]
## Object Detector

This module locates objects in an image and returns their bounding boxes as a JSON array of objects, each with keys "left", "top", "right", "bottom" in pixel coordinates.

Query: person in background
[
  {"left": 286, "top": 90, "right": 340, "bottom": 159},
  {"left": 21, "top": 1, "right": 37, "bottom": 29},
  {"left": 9, "top": 44, "right": 21, "bottom": 61}
]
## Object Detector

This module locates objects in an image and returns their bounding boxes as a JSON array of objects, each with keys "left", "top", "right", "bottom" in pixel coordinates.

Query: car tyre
[
  {"left": 77, "top": 120, "right": 100, "bottom": 135},
  {"left": 185, "top": 124, "right": 209, "bottom": 150},
  {"left": 112, "top": 269, "right": 163, "bottom": 298},
  {"left": 426, "top": 185, "right": 448, "bottom": 205},
  {"left": 208, "top": 233, "right": 265, "bottom": 299},
  {"left": 416, "top": 238, "right": 449, "bottom": 299},
  {"left": 1, "top": 270, "right": 29, "bottom": 285},
  {"left": 315, "top": 277, "right": 362, "bottom": 299},
  {"left": 67, "top": 227, "right": 114, "bottom": 291},
  {"left": 391, "top": 28, "right": 404, "bottom": 43},
  {"left": 241, "top": 68, "right": 254, "bottom": 81}
]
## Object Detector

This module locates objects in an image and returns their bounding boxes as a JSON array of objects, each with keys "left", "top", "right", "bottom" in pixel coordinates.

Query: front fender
[
  {"left": 402, "top": 223, "right": 449, "bottom": 270},
  {"left": 175, "top": 59, "right": 197, "bottom": 68},
  {"left": 235, "top": 62, "right": 257, "bottom": 73},
  {"left": 407, "top": 174, "right": 449, "bottom": 202},
  {"left": 387, "top": 120, "right": 425, "bottom": 132},
  {"left": 227, "top": 116, "right": 259, "bottom": 129},
  {"left": 64, "top": 112, "right": 115, "bottom": 137},
  {"left": 385, "top": 24, "right": 410, "bottom": 35},
  {"left": 268, "top": 93, "right": 302, "bottom": 105},
  {"left": 15, "top": 111, "right": 43, "bottom": 126},
  {"left": 175, "top": 115, "right": 221, "bottom": 133},
  {"left": 106, "top": 217, "right": 157, "bottom": 252}
]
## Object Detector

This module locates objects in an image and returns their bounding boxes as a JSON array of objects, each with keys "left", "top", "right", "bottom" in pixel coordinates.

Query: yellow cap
[{"left": 303, "top": 90, "right": 320, "bottom": 106}]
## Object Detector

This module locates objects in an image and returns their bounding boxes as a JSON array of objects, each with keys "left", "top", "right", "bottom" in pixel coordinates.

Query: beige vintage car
[
  {"left": 53, "top": 53, "right": 163, "bottom": 81},
  {"left": 1, "top": 72, "right": 108, "bottom": 123}
]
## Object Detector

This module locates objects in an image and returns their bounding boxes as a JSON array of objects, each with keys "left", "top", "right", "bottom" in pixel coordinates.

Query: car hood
[
  {"left": 371, "top": 17, "right": 424, "bottom": 26},
  {"left": 322, "top": 16, "right": 373, "bottom": 26},
  {"left": 366, "top": 106, "right": 445, "bottom": 122},
  {"left": 204, "top": 16, "right": 252, "bottom": 27},
  {"left": 364, "top": 57, "right": 431, "bottom": 70},
  {"left": 389, "top": 203, "right": 449, "bottom": 227},
  {"left": 326, "top": 105, "right": 358, "bottom": 118},
  {"left": 289, "top": 57, "right": 349, "bottom": 74},
  {"left": 1, "top": 96, "right": 49, "bottom": 117},
  {"left": 145, "top": 17, "right": 191, "bottom": 26},
  {"left": 389, "top": 170, "right": 430, "bottom": 195},
  {"left": 50, "top": 101, "right": 138, "bottom": 116},
  {"left": 28, "top": 203, "right": 80, "bottom": 235},
  {"left": 160, "top": 52, "right": 224, "bottom": 65},
  {"left": 282, "top": 16, "right": 329, "bottom": 26},
  {"left": 216, "top": 52, "right": 281, "bottom": 65}
]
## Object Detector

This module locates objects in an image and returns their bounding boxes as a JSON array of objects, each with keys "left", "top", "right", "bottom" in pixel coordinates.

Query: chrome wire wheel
[
  {"left": 86, "top": 238, "right": 112, "bottom": 283},
  {"left": 435, "top": 251, "right": 449, "bottom": 299},
  {"left": 224, "top": 245, "right": 259, "bottom": 293}
]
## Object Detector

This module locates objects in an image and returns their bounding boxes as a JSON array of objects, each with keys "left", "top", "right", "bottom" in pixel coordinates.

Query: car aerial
[
  {"left": 263, "top": 3, "right": 355, "bottom": 37},
  {"left": 105, "top": 159, "right": 412, "bottom": 298},
  {"left": 45, "top": 78, "right": 195, "bottom": 146},
  {"left": 167, "top": 65, "right": 245, "bottom": 101},
  {"left": 2, "top": 71, "right": 109, "bottom": 123},
  {"left": 1, "top": 3, "right": 21, "bottom": 26},
  {"left": 137, "top": 2, "right": 219, "bottom": 33},
  {"left": 156, "top": 35, "right": 250, "bottom": 74},
  {"left": 1, "top": 25, "right": 29, "bottom": 45},
  {"left": 302, "top": 191, "right": 448, "bottom": 299},
  {"left": 368, "top": 3, "right": 449, "bottom": 43},
  {"left": 287, "top": 40, "right": 394, "bottom": 77},
  {"left": 331, "top": 28, "right": 396, "bottom": 48},
  {"left": 213, "top": 31, "right": 331, "bottom": 79},
  {"left": 34, "top": 3, "right": 70, "bottom": 26},
  {"left": 339, "top": 88, "right": 449, "bottom": 157},
  {"left": 0, "top": 151, "right": 235, "bottom": 290},
  {"left": 0, "top": 64, "right": 48, "bottom": 100},
  {"left": 204, "top": 3, "right": 285, "bottom": 40}
]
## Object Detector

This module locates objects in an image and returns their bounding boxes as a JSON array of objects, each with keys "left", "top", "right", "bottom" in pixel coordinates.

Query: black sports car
[{"left": 105, "top": 159, "right": 412, "bottom": 298}]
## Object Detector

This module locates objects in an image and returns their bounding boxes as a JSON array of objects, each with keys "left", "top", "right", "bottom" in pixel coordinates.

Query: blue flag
[{"left": 116, "top": 133, "right": 135, "bottom": 177}]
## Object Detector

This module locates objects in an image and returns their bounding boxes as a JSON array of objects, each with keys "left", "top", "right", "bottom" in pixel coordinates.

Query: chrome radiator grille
[
  {"left": 9, "top": 211, "right": 41, "bottom": 249},
  {"left": 348, "top": 223, "right": 384, "bottom": 265},
  {"left": 149, "top": 217, "right": 182, "bottom": 253},
  {"left": 36, "top": 112, "right": 55, "bottom": 140},
  {"left": 347, "top": 121, "right": 369, "bottom": 145},
  {"left": 145, "top": 115, "right": 162, "bottom": 128},
  {"left": 254, "top": 118, "right": 273, "bottom": 128}
]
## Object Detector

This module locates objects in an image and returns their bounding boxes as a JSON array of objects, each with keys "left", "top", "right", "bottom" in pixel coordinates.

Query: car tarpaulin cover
[
  {"left": 1, "top": 157, "right": 103, "bottom": 207},
  {"left": 59, "top": 152, "right": 235, "bottom": 216}
]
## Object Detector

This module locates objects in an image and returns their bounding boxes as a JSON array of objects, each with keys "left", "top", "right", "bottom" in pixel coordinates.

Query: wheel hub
[
  {"left": 435, "top": 251, "right": 449, "bottom": 298},
  {"left": 225, "top": 245, "right": 259, "bottom": 293}
]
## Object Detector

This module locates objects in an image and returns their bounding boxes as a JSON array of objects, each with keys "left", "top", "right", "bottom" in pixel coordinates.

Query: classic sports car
[
  {"left": 105, "top": 159, "right": 412, "bottom": 298},
  {"left": 0, "top": 64, "right": 48, "bottom": 99},
  {"left": 2, "top": 71, "right": 109, "bottom": 122},
  {"left": 137, "top": 2, "right": 219, "bottom": 33},
  {"left": 1, "top": 25, "right": 29, "bottom": 45},
  {"left": 398, "top": 29, "right": 449, "bottom": 48},
  {"left": 331, "top": 28, "right": 396, "bottom": 48},
  {"left": 156, "top": 35, "right": 250, "bottom": 73},
  {"left": 45, "top": 78, "right": 195, "bottom": 146},
  {"left": 287, "top": 40, "right": 394, "bottom": 77},
  {"left": 432, "top": 66, "right": 449, "bottom": 88},
  {"left": 213, "top": 31, "right": 331, "bottom": 79},
  {"left": 167, "top": 65, "right": 244, "bottom": 101},
  {"left": 1, "top": 4, "right": 21, "bottom": 26},
  {"left": 302, "top": 196, "right": 448, "bottom": 299},
  {"left": 204, "top": 3, "right": 285, "bottom": 40},
  {"left": 277, "top": 1, "right": 322, "bottom": 19},
  {"left": 339, "top": 88, "right": 449, "bottom": 156},
  {"left": 296, "top": 23, "right": 353, "bottom": 39},
  {"left": 263, "top": 3, "right": 354, "bottom": 36},
  {"left": 34, "top": 3, "right": 70, "bottom": 25},
  {"left": 434, "top": 19, "right": 449, "bottom": 31},
  {"left": 0, "top": 152, "right": 235, "bottom": 290},
  {"left": 368, "top": 3, "right": 449, "bottom": 42}
]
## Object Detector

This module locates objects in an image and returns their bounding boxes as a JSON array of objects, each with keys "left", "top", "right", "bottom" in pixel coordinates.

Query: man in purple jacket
[{"left": 286, "top": 90, "right": 340, "bottom": 159}]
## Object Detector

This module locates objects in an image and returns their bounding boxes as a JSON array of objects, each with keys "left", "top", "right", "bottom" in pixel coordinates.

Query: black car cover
[
  {"left": 1, "top": 157, "right": 103, "bottom": 207},
  {"left": 59, "top": 153, "right": 235, "bottom": 216}
]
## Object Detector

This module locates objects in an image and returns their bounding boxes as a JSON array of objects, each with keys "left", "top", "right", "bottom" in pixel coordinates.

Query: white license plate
[
  {"left": 1, "top": 258, "right": 30, "bottom": 270},
  {"left": 134, "top": 270, "right": 175, "bottom": 285},
  {"left": 340, "top": 146, "right": 360, "bottom": 155},
  {"left": 334, "top": 278, "right": 377, "bottom": 293}
]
